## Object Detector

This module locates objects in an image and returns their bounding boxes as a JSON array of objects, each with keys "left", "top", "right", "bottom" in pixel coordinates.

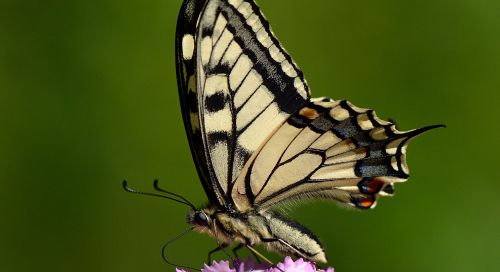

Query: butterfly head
[
  {"left": 188, "top": 211, "right": 209, "bottom": 228},
  {"left": 187, "top": 204, "right": 218, "bottom": 233}
]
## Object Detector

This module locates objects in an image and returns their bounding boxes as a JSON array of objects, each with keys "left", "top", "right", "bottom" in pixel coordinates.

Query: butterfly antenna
[
  {"left": 162, "top": 226, "right": 201, "bottom": 271},
  {"left": 153, "top": 179, "right": 196, "bottom": 210},
  {"left": 123, "top": 180, "right": 196, "bottom": 210}
]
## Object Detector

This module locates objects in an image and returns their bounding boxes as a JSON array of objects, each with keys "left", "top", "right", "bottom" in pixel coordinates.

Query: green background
[{"left": 1, "top": 0, "right": 499, "bottom": 271}]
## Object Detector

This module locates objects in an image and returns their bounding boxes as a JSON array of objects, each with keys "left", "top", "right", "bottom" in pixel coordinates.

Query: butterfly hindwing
[{"left": 231, "top": 98, "right": 442, "bottom": 212}]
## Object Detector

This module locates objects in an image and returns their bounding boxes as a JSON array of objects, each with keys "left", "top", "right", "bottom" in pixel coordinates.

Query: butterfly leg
[
  {"left": 209, "top": 222, "right": 237, "bottom": 264},
  {"left": 232, "top": 243, "right": 244, "bottom": 258},
  {"left": 233, "top": 243, "right": 262, "bottom": 263},
  {"left": 207, "top": 243, "right": 229, "bottom": 264},
  {"left": 246, "top": 245, "right": 285, "bottom": 272},
  {"left": 245, "top": 245, "right": 274, "bottom": 265}
]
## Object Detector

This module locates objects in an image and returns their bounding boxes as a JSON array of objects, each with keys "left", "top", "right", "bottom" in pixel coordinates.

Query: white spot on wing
[
  {"left": 294, "top": 78, "right": 308, "bottom": 100},
  {"left": 281, "top": 60, "right": 297, "bottom": 77},
  {"left": 237, "top": 2, "right": 253, "bottom": 19},
  {"left": 182, "top": 34, "right": 194, "bottom": 60},
  {"left": 330, "top": 106, "right": 350, "bottom": 121},
  {"left": 256, "top": 28, "right": 272, "bottom": 48},
  {"left": 269, "top": 45, "right": 285, "bottom": 62},
  {"left": 247, "top": 14, "right": 263, "bottom": 32},
  {"left": 357, "top": 113, "right": 374, "bottom": 130}
]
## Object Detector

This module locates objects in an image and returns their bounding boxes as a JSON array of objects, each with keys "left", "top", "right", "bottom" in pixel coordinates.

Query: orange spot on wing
[
  {"left": 366, "top": 177, "right": 384, "bottom": 193},
  {"left": 300, "top": 108, "right": 318, "bottom": 119},
  {"left": 359, "top": 195, "right": 375, "bottom": 208},
  {"left": 342, "top": 139, "right": 355, "bottom": 149},
  {"left": 355, "top": 147, "right": 367, "bottom": 155}
]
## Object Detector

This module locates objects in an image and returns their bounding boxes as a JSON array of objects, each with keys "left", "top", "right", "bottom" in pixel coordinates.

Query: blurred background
[{"left": 1, "top": 0, "right": 499, "bottom": 271}]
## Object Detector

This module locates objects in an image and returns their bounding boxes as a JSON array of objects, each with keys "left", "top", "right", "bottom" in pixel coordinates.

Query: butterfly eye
[{"left": 195, "top": 212, "right": 209, "bottom": 227}]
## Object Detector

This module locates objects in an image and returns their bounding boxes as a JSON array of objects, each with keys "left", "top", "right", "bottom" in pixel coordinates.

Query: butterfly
[{"left": 125, "top": 0, "right": 443, "bottom": 268}]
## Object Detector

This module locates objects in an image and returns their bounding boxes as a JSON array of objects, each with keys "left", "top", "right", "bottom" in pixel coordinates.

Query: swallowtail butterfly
[{"left": 125, "top": 0, "right": 443, "bottom": 267}]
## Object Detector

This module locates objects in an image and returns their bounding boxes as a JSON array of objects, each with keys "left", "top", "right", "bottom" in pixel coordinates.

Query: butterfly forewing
[{"left": 195, "top": 0, "right": 310, "bottom": 204}]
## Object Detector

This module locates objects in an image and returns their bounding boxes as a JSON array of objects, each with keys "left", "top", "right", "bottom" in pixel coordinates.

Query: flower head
[
  {"left": 203, "top": 259, "right": 234, "bottom": 272},
  {"left": 177, "top": 256, "right": 334, "bottom": 272},
  {"left": 233, "top": 256, "right": 271, "bottom": 272},
  {"left": 269, "top": 257, "right": 334, "bottom": 272}
]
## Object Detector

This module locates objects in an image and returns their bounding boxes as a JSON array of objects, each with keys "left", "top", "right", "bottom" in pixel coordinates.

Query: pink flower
[
  {"left": 175, "top": 256, "right": 334, "bottom": 272},
  {"left": 233, "top": 256, "right": 271, "bottom": 272},
  {"left": 203, "top": 259, "right": 235, "bottom": 272},
  {"left": 269, "top": 257, "right": 334, "bottom": 272}
]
